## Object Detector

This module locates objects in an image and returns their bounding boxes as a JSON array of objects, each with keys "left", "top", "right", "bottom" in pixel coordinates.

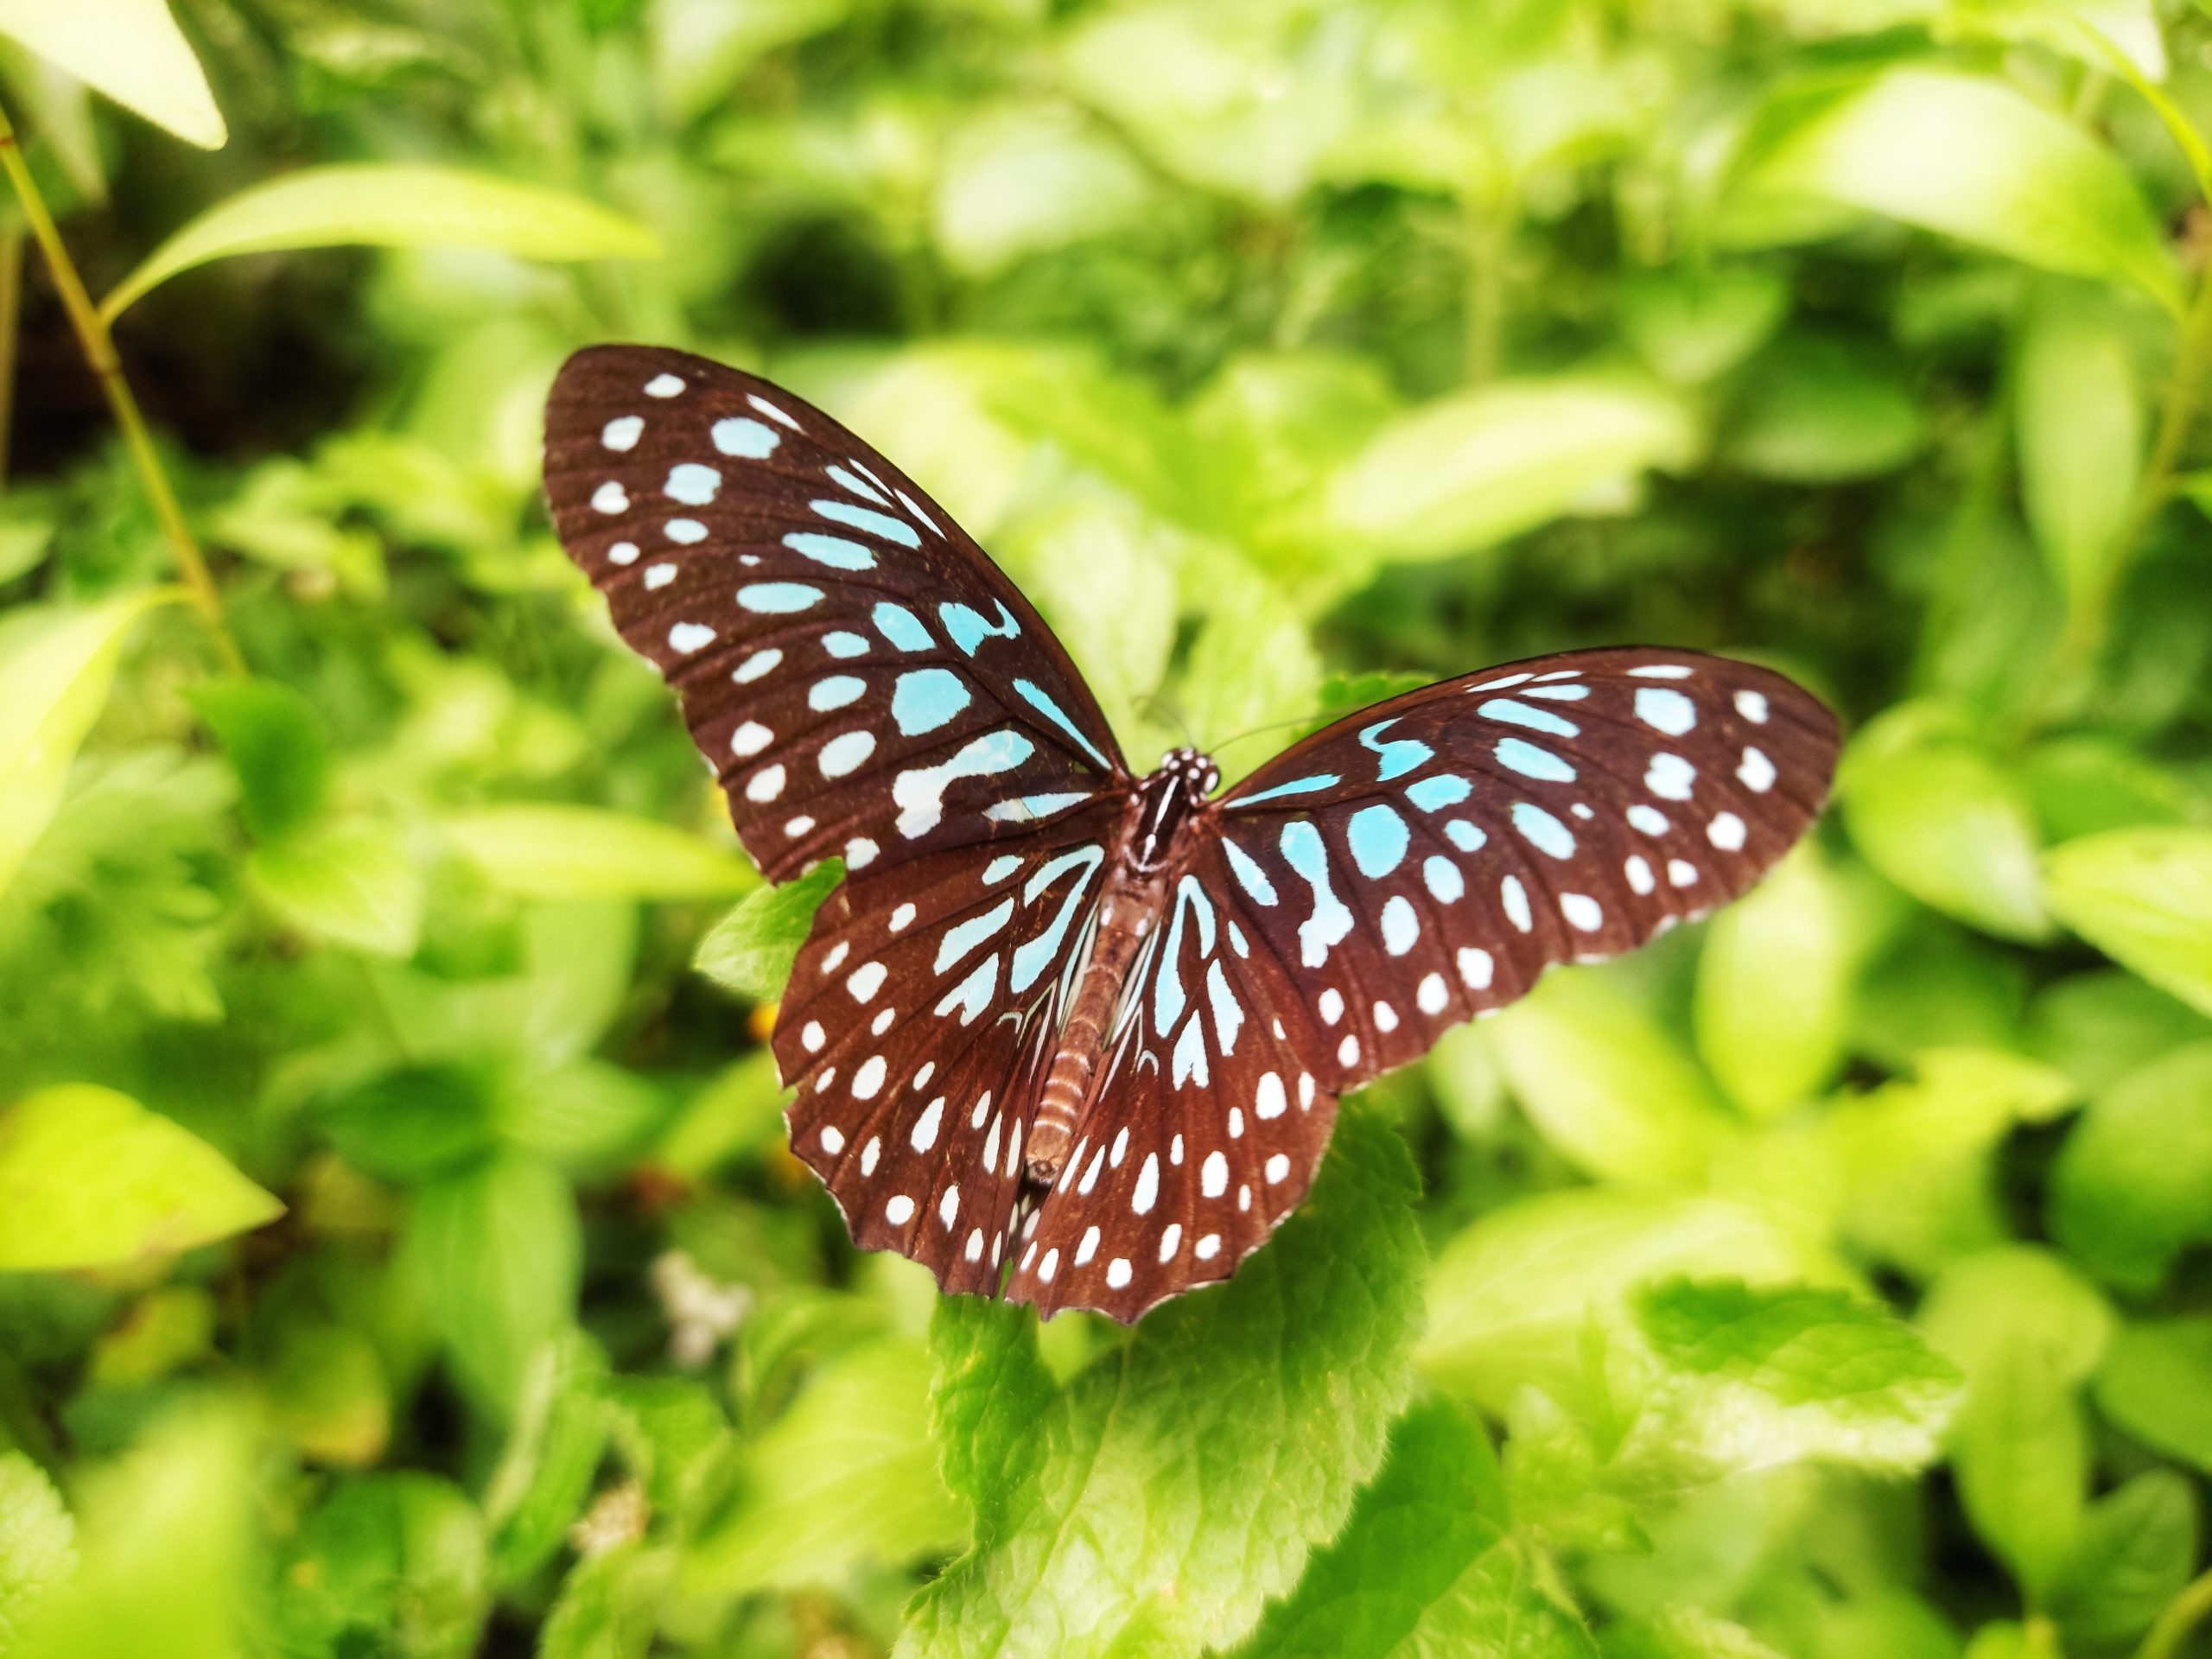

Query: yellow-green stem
[
  {"left": 0, "top": 226, "right": 20, "bottom": 486},
  {"left": 2138, "top": 1564, "right": 2212, "bottom": 1659},
  {"left": 0, "top": 98, "right": 242, "bottom": 672}
]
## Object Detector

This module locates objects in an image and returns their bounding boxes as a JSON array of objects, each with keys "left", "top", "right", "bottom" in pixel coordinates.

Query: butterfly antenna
[
  {"left": 1207, "top": 708, "right": 1335, "bottom": 757},
  {"left": 1135, "top": 692, "right": 1197, "bottom": 750}
]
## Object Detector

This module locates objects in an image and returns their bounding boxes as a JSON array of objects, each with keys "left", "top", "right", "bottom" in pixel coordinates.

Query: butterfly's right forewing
[{"left": 543, "top": 346, "right": 1125, "bottom": 885}]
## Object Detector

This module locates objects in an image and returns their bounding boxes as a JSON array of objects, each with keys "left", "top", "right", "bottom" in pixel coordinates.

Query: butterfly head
[{"left": 1130, "top": 747, "right": 1220, "bottom": 872}]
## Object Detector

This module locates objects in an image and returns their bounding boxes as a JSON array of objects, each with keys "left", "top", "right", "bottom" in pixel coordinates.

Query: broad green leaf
[
  {"left": 270, "top": 1473, "right": 490, "bottom": 1659},
  {"left": 540, "top": 1544, "right": 673, "bottom": 1659},
  {"left": 0, "top": 1084, "right": 282, "bottom": 1270},
  {"left": 443, "top": 804, "right": 757, "bottom": 902},
  {"left": 10, "top": 1399, "right": 252, "bottom": 1659},
  {"left": 692, "top": 861, "right": 841, "bottom": 1002},
  {"left": 402, "top": 1154, "right": 581, "bottom": 1419},
  {"left": 0, "top": 0, "right": 224, "bottom": 148},
  {"left": 1742, "top": 67, "right": 2180, "bottom": 312},
  {"left": 1619, "top": 265, "right": 1790, "bottom": 385},
  {"left": 1324, "top": 373, "right": 1697, "bottom": 562},
  {"left": 311, "top": 1063, "right": 499, "bottom": 1185},
  {"left": 2045, "top": 1469, "right": 2196, "bottom": 1643},
  {"left": 1825, "top": 1048, "right": 2075, "bottom": 1278},
  {"left": 901, "top": 1109, "right": 1423, "bottom": 1658},
  {"left": 1606, "top": 1608, "right": 1788, "bottom": 1659},
  {"left": 1919, "top": 1248, "right": 2113, "bottom": 1598},
  {"left": 2027, "top": 969, "right": 2212, "bottom": 1094},
  {"left": 251, "top": 816, "right": 425, "bottom": 957},
  {"left": 1695, "top": 845, "right": 1853, "bottom": 1118},
  {"left": 2014, "top": 284, "right": 2142, "bottom": 628},
  {"left": 933, "top": 105, "right": 1153, "bottom": 276},
  {"left": 1723, "top": 336, "right": 1928, "bottom": 482},
  {"left": 0, "top": 1454, "right": 75, "bottom": 1650},
  {"left": 1631, "top": 1280, "right": 1962, "bottom": 1470},
  {"left": 650, "top": 0, "right": 849, "bottom": 122},
  {"left": 2043, "top": 827, "right": 2212, "bottom": 1015},
  {"left": 0, "top": 590, "right": 177, "bottom": 899},
  {"left": 260, "top": 1321, "right": 391, "bottom": 1468},
  {"left": 2047, "top": 1042, "right": 2212, "bottom": 1291},
  {"left": 682, "top": 1337, "right": 963, "bottom": 1599},
  {"left": 484, "top": 1332, "right": 611, "bottom": 1589},
  {"left": 101, "top": 164, "right": 662, "bottom": 321},
  {"left": 2094, "top": 1316, "right": 2212, "bottom": 1473},
  {"left": 1421, "top": 1191, "right": 1822, "bottom": 1408},
  {"left": 1487, "top": 969, "right": 1734, "bottom": 1188},
  {"left": 1230, "top": 1396, "right": 1599, "bottom": 1659},
  {"left": 1840, "top": 714, "right": 2049, "bottom": 941},
  {"left": 1961, "top": 1622, "right": 2062, "bottom": 1659},
  {"left": 186, "top": 679, "right": 328, "bottom": 842}
]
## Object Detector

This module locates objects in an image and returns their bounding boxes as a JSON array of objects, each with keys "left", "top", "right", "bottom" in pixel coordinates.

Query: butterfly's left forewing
[{"left": 544, "top": 346, "right": 1125, "bottom": 884}]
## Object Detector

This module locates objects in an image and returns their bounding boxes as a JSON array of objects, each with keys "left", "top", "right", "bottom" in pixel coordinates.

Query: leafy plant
[{"left": 1, "top": 0, "right": 2210, "bottom": 1655}]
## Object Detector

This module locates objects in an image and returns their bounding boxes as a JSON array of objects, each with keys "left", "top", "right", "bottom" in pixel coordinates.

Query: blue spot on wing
[
  {"left": 1222, "top": 839, "right": 1277, "bottom": 906},
  {"left": 1478, "top": 697, "right": 1581, "bottom": 738},
  {"left": 1347, "top": 804, "right": 1411, "bottom": 877},
  {"left": 1228, "top": 773, "right": 1340, "bottom": 808},
  {"left": 873, "top": 602, "right": 934, "bottom": 651},
  {"left": 811, "top": 498, "right": 920, "bottom": 549},
  {"left": 892, "top": 669, "right": 971, "bottom": 735},
  {"left": 1358, "top": 721, "right": 1433, "bottom": 781},
  {"left": 738, "top": 583, "right": 822, "bottom": 613},
  {"left": 1012, "top": 678, "right": 1113, "bottom": 772},
  {"left": 1496, "top": 738, "right": 1576, "bottom": 782},
  {"left": 940, "top": 601, "right": 1020, "bottom": 655},
  {"left": 1406, "top": 773, "right": 1472, "bottom": 811},
  {"left": 783, "top": 531, "right": 876, "bottom": 570}
]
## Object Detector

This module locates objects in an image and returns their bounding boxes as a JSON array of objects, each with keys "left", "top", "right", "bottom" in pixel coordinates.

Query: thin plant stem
[
  {"left": 0, "top": 226, "right": 20, "bottom": 486},
  {"left": 0, "top": 96, "right": 242, "bottom": 672},
  {"left": 2138, "top": 1564, "right": 2212, "bottom": 1659}
]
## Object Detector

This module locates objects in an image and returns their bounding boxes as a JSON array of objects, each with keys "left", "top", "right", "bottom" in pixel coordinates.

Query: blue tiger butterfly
[{"left": 544, "top": 346, "right": 1840, "bottom": 1321}]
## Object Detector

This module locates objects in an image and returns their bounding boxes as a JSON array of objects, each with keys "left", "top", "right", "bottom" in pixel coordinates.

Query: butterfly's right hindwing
[{"left": 543, "top": 346, "right": 1125, "bottom": 884}]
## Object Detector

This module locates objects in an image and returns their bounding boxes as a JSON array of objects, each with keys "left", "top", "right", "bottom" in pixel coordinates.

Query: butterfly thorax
[{"left": 1024, "top": 748, "right": 1220, "bottom": 1182}]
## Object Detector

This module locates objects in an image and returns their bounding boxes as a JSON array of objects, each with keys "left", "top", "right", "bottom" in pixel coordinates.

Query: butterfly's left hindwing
[{"left": 543, "top": 346, "right": 1125, "bottom": 884}]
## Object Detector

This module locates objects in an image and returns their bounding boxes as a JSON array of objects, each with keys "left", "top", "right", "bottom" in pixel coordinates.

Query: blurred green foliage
[{"left": 2, "top": 0, "right": 2212, "bottom": 1656}]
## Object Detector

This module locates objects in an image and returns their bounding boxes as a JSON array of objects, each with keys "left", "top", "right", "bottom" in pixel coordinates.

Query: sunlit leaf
[
  {"left": 0, "top": 0, "right": 224, "bottom": 148},
  {"left": 2014, "top": 283, "right": 2142, "bottom": 627},
  {"left": 1324, "top": 373, "right": 1697, "bottom": 562},
  {"left": 2045, "top": 1469, "right": 2196, "bottom": 1643},
  {"left": 2094, "top": 1316, "right": 2212, "bottom": 1473},
  {"left": 443, "top": 804, "right": 758, "bottom": 902},
  {"left": 102, "top": 164, "right": 662, "bottom": 320},
  {"left": 902, "top": 1109, "right": 1423, "bottom": 1658},
  {"left": 1695, "top": 844, "right": 1853, "bottom": 1118},
  {"left": 0, "top": 1453, "right": 76, "bottom": 1649},
  {"left": 2048, "top": 1042, "right": 2212, "bottom": 1291},
  {"left": 0, "top": 1084, "right": 283, "bottom": 1270},
  {"left": 2043, "top": 828, "right": 2212, "bottom": 1015},
  {"left": 692, "top": 861, "right": 841, "bottom": 1002},
  {"left": 251, "top": 816, "right": 425, "bottom": 957},
  {"left": 0, "top": 589, "right": 179, "bottom": 899},
  {"left": 1742, "top": 67, "right": 2181, "bottom": 312}
]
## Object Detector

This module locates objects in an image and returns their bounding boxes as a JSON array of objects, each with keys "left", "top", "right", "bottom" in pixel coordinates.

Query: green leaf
[
  {"left": 1487, "top": 969, "right": 1734, "bottom": 1188},
  {"left": 260, "top": 1320, "right": 391, "bottom": 1468},
  {"left": 1840, "top": 714, "right": 2049, "bottom": 942},
  {"left": 483, "top": 1332, "right": 611, "bottom": 1589},
  {"left": 11, "top": 1399, "right": 254, "bottom": 1659},
  {"left": 2048, "top": 1042, "right": 2212, "bottom": 1291},
  {"left": 2027, "top": 969, "right": 2212, "bottom": 1095},
  {"left": 682, "top": 1337, "right": 963, "bottom": 1599},
  {"left": 1324, "top": 373, "right": 1697, "bottom": 563},
  {"left": 2045, "top": 1469, "right": 2196, "bottom": 1643},
  {"left": 0, "top": 1453, "right": 76, "bottom": 1651},
  {"left": 251, "top": 816, "right": 425, "bottom": 957},
  {"left": 1741, "top": 67, "right": 2181, "bottom": 312},
  {"left": 0, "top": 0, "right": 225, "bottom": 148},
  {"left": 1631, "top": 1280, "right": 1962, "bottom": 1468},
  {"left": 101, "top": 163, "right": 662, "bottom": 321},
  {"left": 540, "top": 1544, "right": 673, "bottom": 1659},
  {"left": 932, "top": 105, "right": 1153, "bottom": 276},
  {"left": 401, "top": 1154, "right": 580, "bottom": 1420},
  {"left": 0, "top": 590, "right": 177, "bottom": 899},
  {"left": 1619, "top": 264, "right": 1790, "bottom": 386},
  {"left": 2043, "top": 828, "right": 2212, "bottom": 1015},
  {"left": 270, "top": 1474, "right": 490, "bottom": 1659},
  {"left": 442, "top": 804, "right": 758, "bottom": 902},
  {"left": 1606, "top": 1608, "right": 1789, "bottom": 1659},
  {"left": 2013, "top": 283, "right": 2142, "bottom": 628},
  {"left": 1723, "top": 335, "right": 1928, "bottom": 482},
  {"left": 0, "top": 1084, "right": 282, "bottom": 1270},
  {"left": 692, "top": 861, "right": 840, "bottom": 1002},
  {"left": 1695, "top": 845, "right": 1853, "bottom": 1118},
  {"left": 901, "top": 1109, "right": 1424, "bottom": 1658},
  {"left": 1421, "top": 1192, "right": 1821, "bottom": 1408},
  {"left": 1919, "top": 1248, "right": 2113, "bottom": 1598},
  {"left": 311, "top": 1063, "right": 500, "bottom": 1185},
  {"left": 185, "top": 679, "right": 328, "bottom": 843},
  {"left": 1230, "top": 1396, "right": 1599, "bottom": 1659},
  {"left": 2094, "top": 1316, "right": 2212, "bottom": 1473}
]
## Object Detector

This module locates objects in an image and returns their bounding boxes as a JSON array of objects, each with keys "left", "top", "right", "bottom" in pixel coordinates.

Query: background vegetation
[{"left": 3, "top": 0, "right": 2212, "bottom": 1655}]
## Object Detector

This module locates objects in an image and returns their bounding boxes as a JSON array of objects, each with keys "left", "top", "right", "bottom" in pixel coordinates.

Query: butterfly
[{"left": 543, "top": 346, "right": 1840, "bottom": 1323}]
